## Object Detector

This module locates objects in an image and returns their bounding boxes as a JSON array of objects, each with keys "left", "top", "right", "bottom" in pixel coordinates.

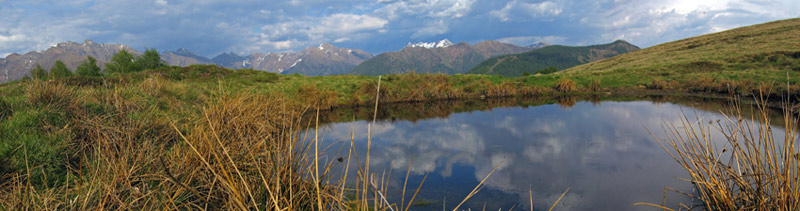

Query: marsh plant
[{"left": 647, "top": 94, "right": 799, "bottom": 210}]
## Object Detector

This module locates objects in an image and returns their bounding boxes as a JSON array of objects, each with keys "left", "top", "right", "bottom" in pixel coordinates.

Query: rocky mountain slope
[
  {"left": 0, "top": 40, "right": 139, "bottom": 83},
  {"left": 213, "top": 43, "right": 372, "bottom": 75},
  {"left": 161, "top": 48, "right": 213, "bottom": 66},
  {"left": 349, "top": 40, "right": 545, "bottom": 75}
]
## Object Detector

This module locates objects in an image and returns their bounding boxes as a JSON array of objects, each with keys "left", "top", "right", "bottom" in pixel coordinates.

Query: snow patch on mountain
[{"left": 407, "top": 39, "right": 454, "bottom": 48}]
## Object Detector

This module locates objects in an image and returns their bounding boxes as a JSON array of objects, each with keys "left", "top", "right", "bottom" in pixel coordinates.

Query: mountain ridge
[
  {"left": 349, "top": 40, "right": 547, "bottom": 75},
  {"left": 467, "top": 40, "right": 640, "bottom": 77},
  {"left": 0, "top": 40, "right": 140, "bottom": 83}
]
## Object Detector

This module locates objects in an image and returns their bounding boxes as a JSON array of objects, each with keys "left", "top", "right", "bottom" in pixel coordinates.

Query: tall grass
[
  {"left": 1, "top": 74, "right": 547, "bottom": 210},
  {"left": 648, "top": 94, "right": 800, "bottom": 210}
]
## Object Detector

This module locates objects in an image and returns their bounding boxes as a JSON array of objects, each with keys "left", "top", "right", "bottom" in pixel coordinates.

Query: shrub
[
  {"left": 538, "top": 66, "right": 559, "bottom": 74},
  {"left": 554, "top": 78, "right": 576, "bottom": 92},
  {"left": 76, "top": 56, "right": 102, "bottom": 77},
  {"left": 106, "top": 49, "right": 141, "bottom": 74},
  {"left": 135, "top": 48, "right": 166, "bottom": 70},
  {"left": 49, "top": 60, "right": 73, "bottom": 79},
  {"left": 29, "top": 65, "right": 48, "bottom": 80}
]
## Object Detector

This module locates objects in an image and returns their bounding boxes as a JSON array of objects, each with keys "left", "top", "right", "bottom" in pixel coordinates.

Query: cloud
[
  {"left": 411, "top": 20, "right": 448, "bottom": 38},
  {"left": 314, "top": 13, "right": 388, "bottom": 35},
  {"left": 0, "top": 0, "right": 798, "bottom": 57},
  {"left": 582, "top": 0, "right": 800, "bottom": 46},
  {"left": 255, "top": 13, "right": 387, "bottom": 51},
  {"left": 490, "top": 0, "right": 562, "bottom": 22},
  {"left": 497, "top": 35, "right": 566, "bottom": 45},
  {"left": 333, "top": 37, "right": 351, "bottom": 43}
]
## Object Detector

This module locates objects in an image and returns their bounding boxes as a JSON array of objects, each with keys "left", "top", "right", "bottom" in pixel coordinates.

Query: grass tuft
[{"left": 651, "top": 95, "right": 800, "bottom": 210}]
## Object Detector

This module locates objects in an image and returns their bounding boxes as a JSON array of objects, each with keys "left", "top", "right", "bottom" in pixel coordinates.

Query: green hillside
[
  {"left": 561, "top": 18, "right": 800, "bottom": 87},
  {"left": 468, "top": 40, "right": 640, "bottom": 77}
]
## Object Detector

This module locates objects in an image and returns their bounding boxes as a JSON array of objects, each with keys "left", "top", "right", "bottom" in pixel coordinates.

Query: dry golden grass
[
  {"left": 649, "top": 95, "right": 800, "bottom": 210},
  {"left": 4, "top": 76, "right": 559, "bottom": 211},
  {"left": 554, "top": 78, "right": 577, "bottom": 92}
]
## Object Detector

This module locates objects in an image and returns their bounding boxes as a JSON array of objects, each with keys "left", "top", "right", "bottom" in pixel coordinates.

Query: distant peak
[
  {"left": 83, "top": 39, "right": 96, "bottom": 45},
  {"left": 612, "top": 40, "right": 632, "bottom": 45},
  {"left": 318, "top": 43, "right": 335, "bottom": 50},
  {"left": 407, "top": 39, "right": 454, "bottom": 49},
  {"left": 176, "top": 48, "right": 191, "bottom": 53},
  {"left": 527, "top": 41, "right": 549, "bottom": 48}
]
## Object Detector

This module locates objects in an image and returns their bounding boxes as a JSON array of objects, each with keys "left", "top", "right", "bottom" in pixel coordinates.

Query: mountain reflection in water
[{"left": 307, "top": 96, "right": 784, "bottom": 210}]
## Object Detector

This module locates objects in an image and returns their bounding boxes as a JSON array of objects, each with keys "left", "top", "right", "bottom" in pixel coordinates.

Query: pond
[{"left": 305, "top": 96, "right": 785, "bottom": 210}]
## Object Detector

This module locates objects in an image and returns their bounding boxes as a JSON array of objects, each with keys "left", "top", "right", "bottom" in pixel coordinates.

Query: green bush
[
  {"left": 136, "top": 48, "right": 167, "bottom": 70},
  {"left": 49, "top": 60, "right": 73, "bottom": 79},
  {"left": 106, "top": 49, "right": 141, "bottom": 74},
  {"left": 538, "top": 66, "right": 559, "bottom": 74},
  {"left": 76, "top": 56, "right": 103, "bottom": 76},
  {"left": 29, "top": 64, "right": 48, "bottom": 80}
]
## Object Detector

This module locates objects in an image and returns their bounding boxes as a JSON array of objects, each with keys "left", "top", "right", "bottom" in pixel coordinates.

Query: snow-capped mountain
[
  {"left": 527, "top": 41, "right": 549, "bottom": 49},
  {"left": 213, "top": 43, "right": 372, "bottom": 76},
  {"left": 406, "top": 39, "right": 454, "bottom": 49}
]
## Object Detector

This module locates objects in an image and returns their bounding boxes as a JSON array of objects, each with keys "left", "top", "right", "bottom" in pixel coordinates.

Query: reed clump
[
  {"left": 651, "top": 96, "right": 800, "bottom": 210},
  {"left": 554, "top": 78, "right": 577, "bottom": 92}
]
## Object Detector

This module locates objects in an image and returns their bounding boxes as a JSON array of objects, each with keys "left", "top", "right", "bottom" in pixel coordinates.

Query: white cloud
[
  {"left": 490, "top": 0, "right": 562, "bottom": 22},
  {"left": 377, "top": 0, "right": 476, "bottom": 20},
  {"left": 155, "top": 0, "right": 167, "bottom": 6},
  {"left": 313, "top": 13, "right": 388, "bottom": 35},
  {"left": 0, "top": 34, "right": 26, "bottom": 42},
  {"left": 411, "top": 19, "right": 448, "bottom": 38},
  {"left": 497, "top": 35, "right": 566, "bottom": 45},
  {"left": 254, "top": 13, "right": 386, "bottom": 52},
  {"left": 587, "top": 0, "right": 800, "bottom": 46}
]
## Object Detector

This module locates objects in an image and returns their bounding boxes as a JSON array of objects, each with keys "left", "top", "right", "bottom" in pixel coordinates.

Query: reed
[{"left": 649, "top": 94, "right": 800, "bottom": 210}]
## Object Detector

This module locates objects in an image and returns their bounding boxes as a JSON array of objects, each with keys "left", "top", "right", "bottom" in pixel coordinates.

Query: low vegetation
[{"left": 647, "top": 96, "right": 800, "bottom": 210}]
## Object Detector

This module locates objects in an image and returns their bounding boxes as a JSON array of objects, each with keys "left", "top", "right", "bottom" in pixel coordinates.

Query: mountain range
[
  {"left": 0, "top": 41, "right": 373, "bottom": 83},
  {"left": 0, "top": 40, "right": 140, "bottom": 83},
  {"left": 162, "top": 43, "right": 372, "bottom": 76},
  {"left": 0, "top": 38, "right": 638, "bottom": 83},
  {"left": 467, "top": 40, "right": 640, "bottom": 77},
  {"left": 349, "top": 40, "right": 547, "bottom": 75}
]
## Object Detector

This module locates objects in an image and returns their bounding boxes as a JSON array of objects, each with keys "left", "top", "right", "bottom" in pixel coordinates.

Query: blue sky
[{"left": 1, "top": 0, "right": 798, "bottom": 57}]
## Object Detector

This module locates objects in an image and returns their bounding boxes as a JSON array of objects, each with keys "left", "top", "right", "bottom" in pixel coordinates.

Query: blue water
[{"left": 311, "top": 99, "right": 777, "bottom": 210}]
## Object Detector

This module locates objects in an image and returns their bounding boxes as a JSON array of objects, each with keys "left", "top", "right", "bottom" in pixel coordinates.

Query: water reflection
[{"left": 312, "top": 97, "right": 784, "bottom": 210}]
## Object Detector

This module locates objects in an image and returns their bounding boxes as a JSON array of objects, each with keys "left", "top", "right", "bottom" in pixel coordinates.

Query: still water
[{"left": 309, "top": 96, "right": 782, "bottom": 210}]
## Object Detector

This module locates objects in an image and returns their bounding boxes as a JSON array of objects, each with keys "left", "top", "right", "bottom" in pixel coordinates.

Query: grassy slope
[
  {"left": 468, "top": 40, "right": 640, "bottom": 77},
  {"left": 560, "top": 18, "right": 800, "bottom": 88}
]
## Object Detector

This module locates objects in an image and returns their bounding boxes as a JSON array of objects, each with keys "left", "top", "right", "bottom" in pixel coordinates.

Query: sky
[{"left": 1, "top": 0, "right": 798, "bottom": 58}]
